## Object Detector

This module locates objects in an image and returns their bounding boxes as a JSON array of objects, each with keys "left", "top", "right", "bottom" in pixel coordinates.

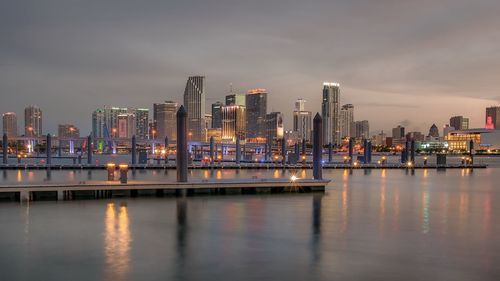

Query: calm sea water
[{"left": 0, "top": 167, "right": 499, "bottom": 280}]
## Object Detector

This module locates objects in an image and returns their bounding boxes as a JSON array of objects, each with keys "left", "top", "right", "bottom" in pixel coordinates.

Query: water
[{"left": 1, "top": 168, "right": 500, "bottom": 280}]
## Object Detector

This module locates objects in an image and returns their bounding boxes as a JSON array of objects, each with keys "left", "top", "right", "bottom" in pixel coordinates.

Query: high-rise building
[
  {"left": 211, "top": 102, "right": 223, "bottom": 129},
  {"left": 392, "top": 125, "right": 405, "bottom": 146},
  {"left": 406, "top": 131, "right": 424, "bottom": 141},
  {"left": 92, "top": 109, "right": 106, "bottom": 138},
  {"left": 153, "top": 101, "right": 178, "bottom": 141},
  {"left": 428, "top": 124, "right": 439, "bottom": 138},
  {"left": 354, "top": 120, "right": 369, "bottom": 139},
  {"left": 135, "top": 108, "right": 149, "bottom": 139},
  {"left": 450, "top": 116, "right": 469, "bottom": 130},
  {"left": 485, "top": 106, "right": 500, "bottom": 129},
  {"left": 221, "top": 105, "right": 246, "bottom": 142},
  {"left": 24, "top": 105, "right": 42, "bottom": 136},
  {"left": 246, "top": 88, "right": 268, "bottom": 140},
  {"left": 118, "top": 113, "right": 136, "bottom": 139},
  {"left": 183, "top": 76, "right": 206, "bottom": 141},
  {"left": 340, "top": 104, "right": 354, "bottom": 139},
  {"left": 58, "top": 124, "right": 80, "bottom": 138},
  {"left": 104, "top": 106, "right": 128, "bottom": 136},
  {"left": 443, "top": 124, "right": 455, "bottom": 140},
  {"left": 293, "top": 98, "right": 312, "bottom": 142},
  {"left": 265, "top": 112, "right": 284, "bottom": 141},
  {"left": 321, "top": 83, "right": 340, "bottom": 145},
  {"left": 205, "top": 114, "right": 212, "bottom": 130},
  {"left": 225, "top": 93, "right": 246, "bottom": 107},
  {"left": 2, "top": 112, "right": 18, "bottom": 137}
]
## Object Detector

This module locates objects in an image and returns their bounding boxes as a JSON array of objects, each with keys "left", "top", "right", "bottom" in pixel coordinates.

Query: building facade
[
  {"left": 211, "top": 102, "right": 223, "bottom": 129},
  {"left": 221, "top": 105, "right": 246, "bottom": 142},
  {"left": 265, "top": 112, "right": 284, "bottom": 141},
  {"left": 340, "top": 104, "right": 354, "bottom": 139},
  {"left": 225, "top": 93, "right": 246, "bottom": 107},
  {"left": 58, "top": 124, "right": 80, "bottom": 138},
  {"left": 2, "top": 112, "right": 18, "bottom": 137},
  {"left": 246, "top": 88, "right": 268, "bottom": 141},
  {"left": 321, "top": 83, "right": 340, "bottom": 145},
  {"left": 486, "top": 106, "right": 500, "bottom": 129},
  {"left": 354, "top": 120, "right": 369, "bottom": 140},
  {"left": 92, "top": 109, "right": 106, "bottom": 138},
  {"left": 135, "top": 108, "right": 149, "bottom": 139},
  {"left": 118, "top": 113, "right": 136, "bottom": 139},
  {"left": 153, "top": 101, "right": 178, "bottom": 141},
  {"left": 450, "top": 116, "right": 469, "bottom": 131},
  {"left": 183, "top": 76, "right": 206, "bottom": 141},
  {"left": 24, "top": 105, "right": 42, "bottom": 137}
]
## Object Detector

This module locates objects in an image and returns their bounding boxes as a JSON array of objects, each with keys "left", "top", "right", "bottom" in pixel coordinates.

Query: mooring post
[
  {"left": 2, "top": 133, "right": 8, "bottom": 165},
  {"left": 209, "top": 136, "right": 214, "bottom": 164},
  {"left": 410, "top": 139, "right": 415, "bottom": 163},
  {"left": 363, "top": 139, "right": 369, "bottom": 164},
  {"left": 46, "top": 134, "right": 52, "bottom": 165},
  {"left": 131, "top": 135, "right": 137, "bottom": 165},
  {"left": 469, "top": 139, "right": 474, "bottom": 165},
  {"left": 348, "top": 137, "right": 354, "bottom": 165},
  {"left": 236, "top": 138, "right": 241, "bottom": 164},
  {"left": 313, "top": 113, "right": 323, "bottom": 180},
  {"left": 87, "top": 135, "right": 93, "bottom": 165},
  {"left": 327, "top": 142, "right": 332, "bottom": 163},
  {"left": 176, "top": 106, "right": 188, "bottom": 182},
  {"left": 165, "top": 136, "right": 169, "bottom": 164},
  {"left": 368, "top": 141, "right": 372, "bottom": 163},
  {"left": 57, "top": 140, "right": 62, "bottom": 157},
  {"left": 264, "top": 143, "right": 268, "bottom": 162},
  {"left": 281, "top": 136, "right": 287, "bottom": 166}
]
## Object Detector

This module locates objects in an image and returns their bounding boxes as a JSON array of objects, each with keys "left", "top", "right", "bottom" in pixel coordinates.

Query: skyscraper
[
  {"left": 92, "top": 109, "right": 106, "bottom": 138},
  {"left": 183, "top": 76, "right": 206, "bottom": 141},
  {"left": 428, "top": 124, "right": 439, "bottom": 138},
  {"left": 340, "top": 104, "right": 354, "bottom": 139},
  {"left": 153, "top": 101, "right": 178, "bottom": 141},
  {"left": 118, "top": 113, "right": 136, "bottom": 139},
  {"left": 354, "top": 120, "right": 369, "bottom": 139},
  {"left": 246, "top": 88, "right": 268, "bottom": 141},
  {"left": 321, "top": 83, "right": 340, "bottom": 145},
  {"left": 450, "top": 116, "right": 469, "bottom": 130},
  {"left": 104, "top": 106, "right": 128, "bottom": 136},
  {"left": 221, "top": 105, "right": 246, "bottom": 142},
  {"left": 135, "top": 108, "right": 149, "bottom": 139},
  {"left": 265, "top": 112, "right": 284, "bottom": 141},
  {"left": 293, "top": 98, "right": 312, "bottom": 142},
  {"left": 24, "top": 105, "right": 42, "bottom": 137},
  {"left": 2, "top": 112, "right": 18, "bottom": 137},
  {"left": 58, "top": 124, "right": 80, "bottom": 138},
  {"left": 211, "top": 102, "right": 223, "bottom": 129},
  {"left": 485, "top": 106, "right": 500, "bottom": 129},
  {"left": 392, "top": 125, "right": 405, "bottom": 145},
  {"left": 225, "top": 93, "right": 246, "bottom": 107}
]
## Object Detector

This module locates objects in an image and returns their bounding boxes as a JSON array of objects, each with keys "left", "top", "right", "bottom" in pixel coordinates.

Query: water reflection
[
  {"left": 2, "top": 170, "right": 6, "bottom": 180},
  {"left": 104, "top": 202, "right": 131, "bottom": 280},
  {"left": 176, "top": 197, "right": 188, "bottom": 276},
  {"left": 311, "top": 195, "right": 323, "bottom": 265}
]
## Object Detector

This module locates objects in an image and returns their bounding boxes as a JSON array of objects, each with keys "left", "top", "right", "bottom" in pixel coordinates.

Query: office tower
[
  {"left": 392, "top": 125, "right": 405, "bottom": 146},
  {"left": 340, "top": 104, "right": 354, "bottom": 139},
  {"left": 24, "top": 105, "right": 42, "bottom": 136},
  {"left": 134, "top": 108, "right": 149, "bottom": 139},
  {"left": 211, "top": 102, "right": 223, "bottom": 129},
  {"left": 58, "top": 124, "right": 80, "bottom": 138},
  {"left": 183, "top": 76, "right": 206, "bottom": 141},
  {"left": 246, "top": 88, "right": 268, "bottom": 140},
  {"left": 92, "top": 109, "right": 106, "bottom": 138},
  {"left": 485, "top": 106, "right": 500, "bottom": 129},
  {"left": 265, "top": 112, "right": 284, "bottom": 141},
  {"left": 374, "top": 131, "right": 387, "bottom": 146},
  {"left": 428, "top": 124, "right": 439, "bottom": 138},
  {"left": 205, "top": 114, "right": 212, "bottom": 130},
  {"left": 221, "top": 105, "right": 246, "bottom": 142},
  {"left": 153, "top": 101, "right": 178, "bottom": 141},
  {"left": 226, "top": 93, "right": 246, "bottom": 106},
  {"left": 293, "top": 98, "right": 312, "bottom": 142},
  {"left": 354, "top": 120, "right": 370, "bottom": 139},
  {"left": 406, "top": 131, "right": 424, "bottom": 141},
  {"left": 104, "top": 106, "right": 128, "bottom": 136},
  {"left": 321, "top": 83, "right": 340, "bottom": 145},
  {"left": 117, "top": 113, "right": 136, "bottom": 139},
  {"left": 295, "top": 98, "right": 306, "bottom": 112},
  {"left": 443, "top": 124, "right": 455, "bottom": 140},
  {"left": 2, "top": 112, "right": 18, "bottom": 137},
  {"left": 450, "top": 116, "right": 469, "bottom": 130}
]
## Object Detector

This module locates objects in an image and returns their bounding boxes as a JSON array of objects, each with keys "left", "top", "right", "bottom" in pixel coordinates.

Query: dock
[{"left": 0, "top": 178, "right": 330, "bottom": 202}]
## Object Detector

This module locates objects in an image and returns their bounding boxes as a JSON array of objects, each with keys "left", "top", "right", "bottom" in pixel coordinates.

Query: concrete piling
[
  {"left": 2, "top": 134, "right": 7, "bottom": 164},
  {"left": 131, "top": 135, "right": 137, "bottom": 165},
  {"left": 46, "top": 134, "right": 52, "bottom": 165},
  {"left": 176, "top": 106, "right": 188, "bottom": 182},
  {"left": 313, "top": 113, "right": 323, "bottom": 180},
  {"left": 165, "top": 136, "right": 169, "bottom": 164},
  {"left": 87, "top": 135, "right": 93, "bottom": 165},
  {"left": 328, "top": 142, "right": 332, "bottom": 163},
  {"left": 236, "top": 138, "right": 241, "bottom": 164}
]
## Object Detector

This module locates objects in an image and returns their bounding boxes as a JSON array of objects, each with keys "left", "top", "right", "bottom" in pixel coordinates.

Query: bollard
[
  {"left": 236, "top": 138, "right": 241, "bottom": 164},
  {"left": 131, "top": 135, "right": 137, "bottom": 165},
  {"left": 469, "top": 139, "right": 474, "bottom": 165},
  {"left": 363, "top": 139, "right": 368, "bottom": 164},
  {"left": 119, "top": 164, "right": 128, "bottom": 184},
  {"left": 87, "top": 135, "right": 93, "bottom": 165},
  {"left": 313, "top": 113, "right": 323, "bottom": 180},
  {"left": 176, "top": 106, "right": 188, "bottom": 182},
  {"left": 2, "top": 133, "right": 7, "bottom": 165},
  {"left": 107, "top": 163, "right": 116, "bottom": 181},
  {"left": 328, "top": 142, "right": 333, "bottom": 163},
  {"left": 46, "top": 134, "right": 52, "bottom": 165}
]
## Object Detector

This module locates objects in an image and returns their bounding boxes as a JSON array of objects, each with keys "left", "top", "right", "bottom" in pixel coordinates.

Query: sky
[{"left": 1, "top": 0, "right": 500, "bottom": 136}]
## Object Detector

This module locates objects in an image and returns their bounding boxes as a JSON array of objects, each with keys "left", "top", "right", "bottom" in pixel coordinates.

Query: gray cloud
[{"left": 1, "top": 0, "right": 499, "bottom": 134}]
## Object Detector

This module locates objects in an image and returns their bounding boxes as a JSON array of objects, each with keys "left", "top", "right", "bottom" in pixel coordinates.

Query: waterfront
[{"left": 1, "top": 168, "right": 499, "bottom": 280}]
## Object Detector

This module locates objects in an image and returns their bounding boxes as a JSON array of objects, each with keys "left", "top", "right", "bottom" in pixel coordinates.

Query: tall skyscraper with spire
[
  {"left": 321, "top": 83, "right": 340, "bottom": 145},
  {"left": 183, "top": 76, "right": 206, "bottom": 141}
]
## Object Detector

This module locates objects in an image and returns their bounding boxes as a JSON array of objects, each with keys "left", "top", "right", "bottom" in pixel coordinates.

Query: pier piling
[
  {"left": 177, "top": 106, "right": 188, "bottom": 182},
  {"left": 313, "top": 113, "right": 323, "bottom": 180}
]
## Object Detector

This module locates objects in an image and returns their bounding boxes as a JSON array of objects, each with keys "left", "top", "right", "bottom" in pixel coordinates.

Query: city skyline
[{"left": 1, "top": 1, "right": 500, "bottom": 134}]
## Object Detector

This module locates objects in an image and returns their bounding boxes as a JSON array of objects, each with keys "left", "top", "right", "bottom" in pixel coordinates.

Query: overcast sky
[{"left": 1, "top": 0, "right": 499, "bottom": 135}]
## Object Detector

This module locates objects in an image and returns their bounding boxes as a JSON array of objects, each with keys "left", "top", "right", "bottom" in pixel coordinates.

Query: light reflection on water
[{"left": 0, "top": 168, "right": 499, "bottom": 280}]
